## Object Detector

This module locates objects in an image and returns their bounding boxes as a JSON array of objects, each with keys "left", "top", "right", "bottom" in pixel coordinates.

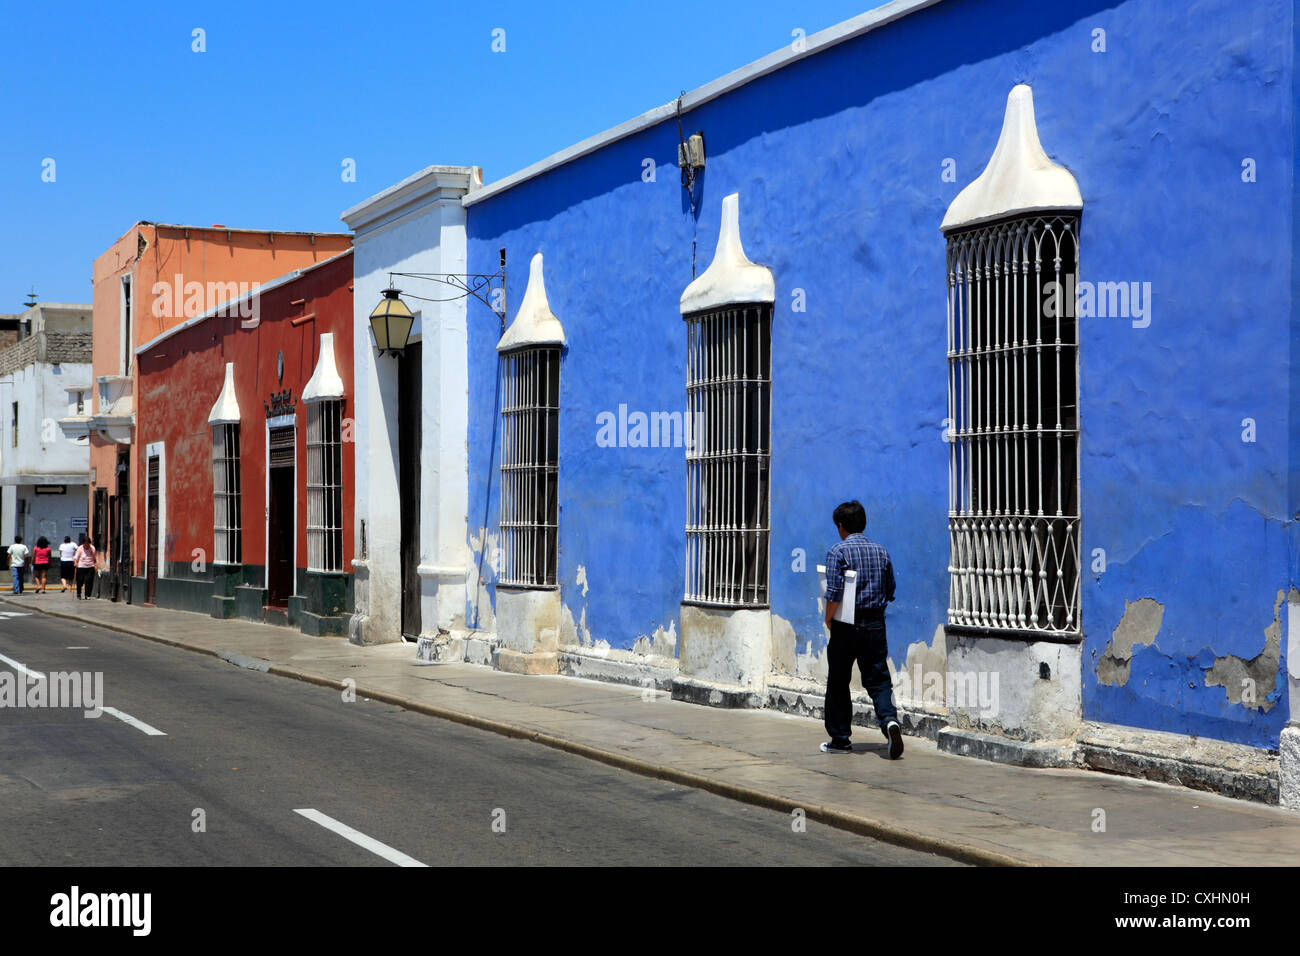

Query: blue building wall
[{"left": 465, "top": 0, "right": 1294, "bottom": 748}]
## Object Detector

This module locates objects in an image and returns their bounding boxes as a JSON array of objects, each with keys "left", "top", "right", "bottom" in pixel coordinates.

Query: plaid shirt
[{"left": 824, "top": 533, "right": 895, "bottom": 611}]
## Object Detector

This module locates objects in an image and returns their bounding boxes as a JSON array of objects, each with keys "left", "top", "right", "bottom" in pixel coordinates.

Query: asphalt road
[{"left": 0, "top": 608, "right": 961, "bottom": 866}]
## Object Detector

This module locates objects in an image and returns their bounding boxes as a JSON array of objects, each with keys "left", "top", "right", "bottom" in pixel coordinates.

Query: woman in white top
[{"left": 58, "top": 536, "right": 77, "bottom": 593}]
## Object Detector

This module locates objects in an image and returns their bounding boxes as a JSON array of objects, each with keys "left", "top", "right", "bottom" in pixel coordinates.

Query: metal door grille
[
  {"left": 306, "top": 401, "right": 343, "bottom": 572},
  {"left": 499, "top": 346, "right": 559, "bottom": 587},
  {"left": 945, "top": 213, "right": 1080, "bottom": 635},
  {"left": 269, "top": 426, "right": 295, "bottom": 469},
  {"left": 684, "top": 304, "right": 771, "bottom": 607},
  {"left": 212, "top": 423, "right": 242, "bottom": 565}
]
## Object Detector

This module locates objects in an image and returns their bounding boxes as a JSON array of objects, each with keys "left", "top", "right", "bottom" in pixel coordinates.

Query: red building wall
[{"left": 135, "top": 250, "right": 354, "bottom": 586}]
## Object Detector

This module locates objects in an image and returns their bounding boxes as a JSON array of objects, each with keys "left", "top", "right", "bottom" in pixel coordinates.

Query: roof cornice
[
  {"left": 463, "top": 0, "right": 945, "bottom": 208},
  {"left": 341, "top": 165, "right": 483, "bottom": 236}
]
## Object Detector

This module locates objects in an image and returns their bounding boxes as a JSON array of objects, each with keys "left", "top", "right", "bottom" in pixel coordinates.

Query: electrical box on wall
[{"left": 678, "top": 132, "right": 705, "bottom": 171}]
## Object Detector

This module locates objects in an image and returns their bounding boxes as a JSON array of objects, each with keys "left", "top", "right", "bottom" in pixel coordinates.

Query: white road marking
[
  {"left": 0, "top": 651, "right": 44, "bottom": 680},
  {"left": 101, "top": 707, "right": 167, "bottom": 736},
  {"left": 65, "top": 646, "right": 90, "bottom": 650},
  {"left": 293, "top": 809, "right": 427, "bottom": 867},
  {"left": 0, "top": 612, "right": 32, "bottom": 618}
]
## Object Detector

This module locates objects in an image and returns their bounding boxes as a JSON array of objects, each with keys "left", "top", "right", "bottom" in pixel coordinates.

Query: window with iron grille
[
  {"left": 211, "top": 423, "right": 241, "bottom": 565},
  {"left": 945, "top": 213, "right": 1080, "bottom": 636},
  {"left": 499, "top": 346, "right": 560, "bottom": 587},
  {"left": 306, "top": 401, "right": 343, "bottom": 572},
  {"left": 684, "top": 304, "right": 771, "bottom": 607}
]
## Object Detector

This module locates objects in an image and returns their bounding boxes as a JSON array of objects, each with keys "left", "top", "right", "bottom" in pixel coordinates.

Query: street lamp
[
  {"left": 369, "top": 250, "right": 509, "bottom": 359},
  {"left": 369, "top": 287, "right": 414, "bottom": 357}
]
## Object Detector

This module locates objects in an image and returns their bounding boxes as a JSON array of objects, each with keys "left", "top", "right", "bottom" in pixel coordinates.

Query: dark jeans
[
  {"left": 75, "top": 567, "right": 94, "bottom": 599},
  {"left": 824, "top": 618, "right": 898, "bottom": 743}
]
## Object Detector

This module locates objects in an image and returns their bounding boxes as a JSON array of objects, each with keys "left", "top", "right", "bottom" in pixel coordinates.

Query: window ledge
[
  {"left": 681, "top": 600, "right": 770, "bottom": 611},
  {"left": 944, "top": 623, "right": 1081, "bottom": 645}
]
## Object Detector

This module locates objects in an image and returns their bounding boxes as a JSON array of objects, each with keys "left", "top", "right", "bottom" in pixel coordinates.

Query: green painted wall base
[
  {"left": 298, "top": 609, "right": 346, "bottom": 637},
  {"left": 124, "top": 564, "right": 350, "bottom": 639},
  {"left": 154, "top": 576, "right": 211, "bottom": 615},
  {"left": 235, "top": 585, "right": 267, "bottom": 623}
]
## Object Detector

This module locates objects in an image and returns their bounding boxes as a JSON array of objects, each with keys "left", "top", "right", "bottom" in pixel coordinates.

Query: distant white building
[{"left": 0, "top": 302, "right": 92, "bottom": 554}]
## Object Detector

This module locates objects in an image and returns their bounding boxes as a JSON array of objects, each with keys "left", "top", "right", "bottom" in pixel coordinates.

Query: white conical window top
[
  {"left": 207, "top": 362, "right": 241, "bottom": 425},
  {"left": 303, "top": 332, "right": 345, "bottom": 403},
  {"left": 941, "top": 84, "right": 1082, "bottom": 232},
  {"left": 680, "top": 192, "right": 774, "bottom": 315},
  {"left": 498, "top": 253, "right": 566, "bottom": 353}
]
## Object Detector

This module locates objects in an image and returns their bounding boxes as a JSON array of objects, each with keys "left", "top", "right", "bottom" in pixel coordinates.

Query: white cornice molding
[
  {"left": 497, "top": 253, "right": 566, "bottom": 353},
  {"left": 341, "top": 165, "right": 482, "bottom": 237},
  {"left": 208, "top": 362, "right": 241, "bottom": 425},
  {"left": 303, "top": 332, "right": 345, "bottom": 403},
  {"left": 941, "top": 84, "right": 1082, "bottom": 232},
  {"left": 680, "top": 193, "right": 774, "bottom": 315}
]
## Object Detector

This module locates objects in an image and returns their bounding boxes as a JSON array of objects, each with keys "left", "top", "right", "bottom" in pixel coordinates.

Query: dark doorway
[
  {"left": 145, "top": 455, "right": 159, "bottom": 604},
  {"left": 113, "top": 448, "right": 131, "bottom": 602},
  {"left": 399, "top": 342, "right": 422, "bottom": 641},
  {"left": 267, "top": 426, "right": 295, "bottom": 607}
]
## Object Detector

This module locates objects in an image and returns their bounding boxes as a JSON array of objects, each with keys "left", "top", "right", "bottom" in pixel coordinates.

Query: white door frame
[{"left": 265, "top": 415, "right": 297, "bottom": 598}]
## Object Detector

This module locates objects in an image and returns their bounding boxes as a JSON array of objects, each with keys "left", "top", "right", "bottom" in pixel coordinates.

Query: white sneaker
[{"left": 885, "top": 721, "right": 904, "bottom": 759}]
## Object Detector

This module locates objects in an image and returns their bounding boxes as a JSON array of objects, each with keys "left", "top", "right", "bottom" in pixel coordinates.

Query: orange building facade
[{"left": 88, "top": 223, "right": 352, "bottom": 598}]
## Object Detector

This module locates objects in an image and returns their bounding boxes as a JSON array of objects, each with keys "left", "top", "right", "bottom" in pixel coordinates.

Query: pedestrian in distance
[
  {"left": 58, "top": 536, "right": 76, "bottom": 592},
  {"left": 820, "top": 500, "right": 904, "bottom": 759},
  {"left": 32, "top": 537, "right": 51, "bottom": 593},
  {"left": 7, "top": 536, "right": 28, "bottom": 595},
  {"left": 73, "top": 534, "right": 96, "bottom": 600}
]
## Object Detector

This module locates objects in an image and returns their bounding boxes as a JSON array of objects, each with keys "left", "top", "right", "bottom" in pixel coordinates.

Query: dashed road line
[
  {"left": 101, "top": 707, "right": 167, "bottom": 736},
  {"left": 293, "top": 809, "right": 427, "bottom": 867},
  {"left": 0, "top": 651, "right": 44, "bottom": 680}
]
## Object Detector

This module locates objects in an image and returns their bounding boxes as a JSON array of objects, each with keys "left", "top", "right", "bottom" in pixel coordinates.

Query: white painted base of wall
[
  {"left": 944, "top": 631, "right": 1082, "bottom": 740},
  {"left": 416, "top": 629, "right": 497, "bottom": 664},
  {"left": 417, "top": 565, "right": 467, "bottom": 637},
  {"left": 490, "top": 588, "right": 562, "bottom": 674},
  {"left": 559, "top": 645, "right": 677, "bottom": 691},
  {"left": 676, "top": 604, "right": 771, "bottom": 690},
  {"left": 347, "top": 561, "right": 372, "bottom": 646},
  {"left": 1280, "top": 726, "right": 1300, "bottom": 809},
  {"left": 1079, "top": 720, "right": 1280, "bottom": 804}
]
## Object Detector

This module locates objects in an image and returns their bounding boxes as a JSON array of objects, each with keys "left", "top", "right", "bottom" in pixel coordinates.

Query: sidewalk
[{"left": 5, "top": 590, "right": 1300, "bottom": 866}]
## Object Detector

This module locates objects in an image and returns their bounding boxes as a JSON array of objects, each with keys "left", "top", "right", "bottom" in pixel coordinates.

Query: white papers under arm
[{"left": 836, "top": 570, "right": 857, "bottom": 624}]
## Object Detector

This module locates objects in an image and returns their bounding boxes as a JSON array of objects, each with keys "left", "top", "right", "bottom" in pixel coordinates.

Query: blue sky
[{"left": 0, "top": 0, "right": 882, "bottom": 306}]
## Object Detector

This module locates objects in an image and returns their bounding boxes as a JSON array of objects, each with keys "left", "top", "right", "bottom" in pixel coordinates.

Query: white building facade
[
  {"left": 341, "top": 166, "right": 482, "bottom": 647},
  {"left": 0, "top": 303, "right": 93, "bottom": 556}
]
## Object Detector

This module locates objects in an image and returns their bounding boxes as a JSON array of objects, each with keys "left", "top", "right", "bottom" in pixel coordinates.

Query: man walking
[
  {"left": 820, "top": 501, "right": 903, "bottom": 759},
  {"left": 7, "top": 536, "right": 29, "bottom": 595}
]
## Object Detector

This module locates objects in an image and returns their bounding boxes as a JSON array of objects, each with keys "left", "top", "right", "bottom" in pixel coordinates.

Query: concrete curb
[{"left": 3, "top": 597, "right": 1033, "bottom": 867}]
